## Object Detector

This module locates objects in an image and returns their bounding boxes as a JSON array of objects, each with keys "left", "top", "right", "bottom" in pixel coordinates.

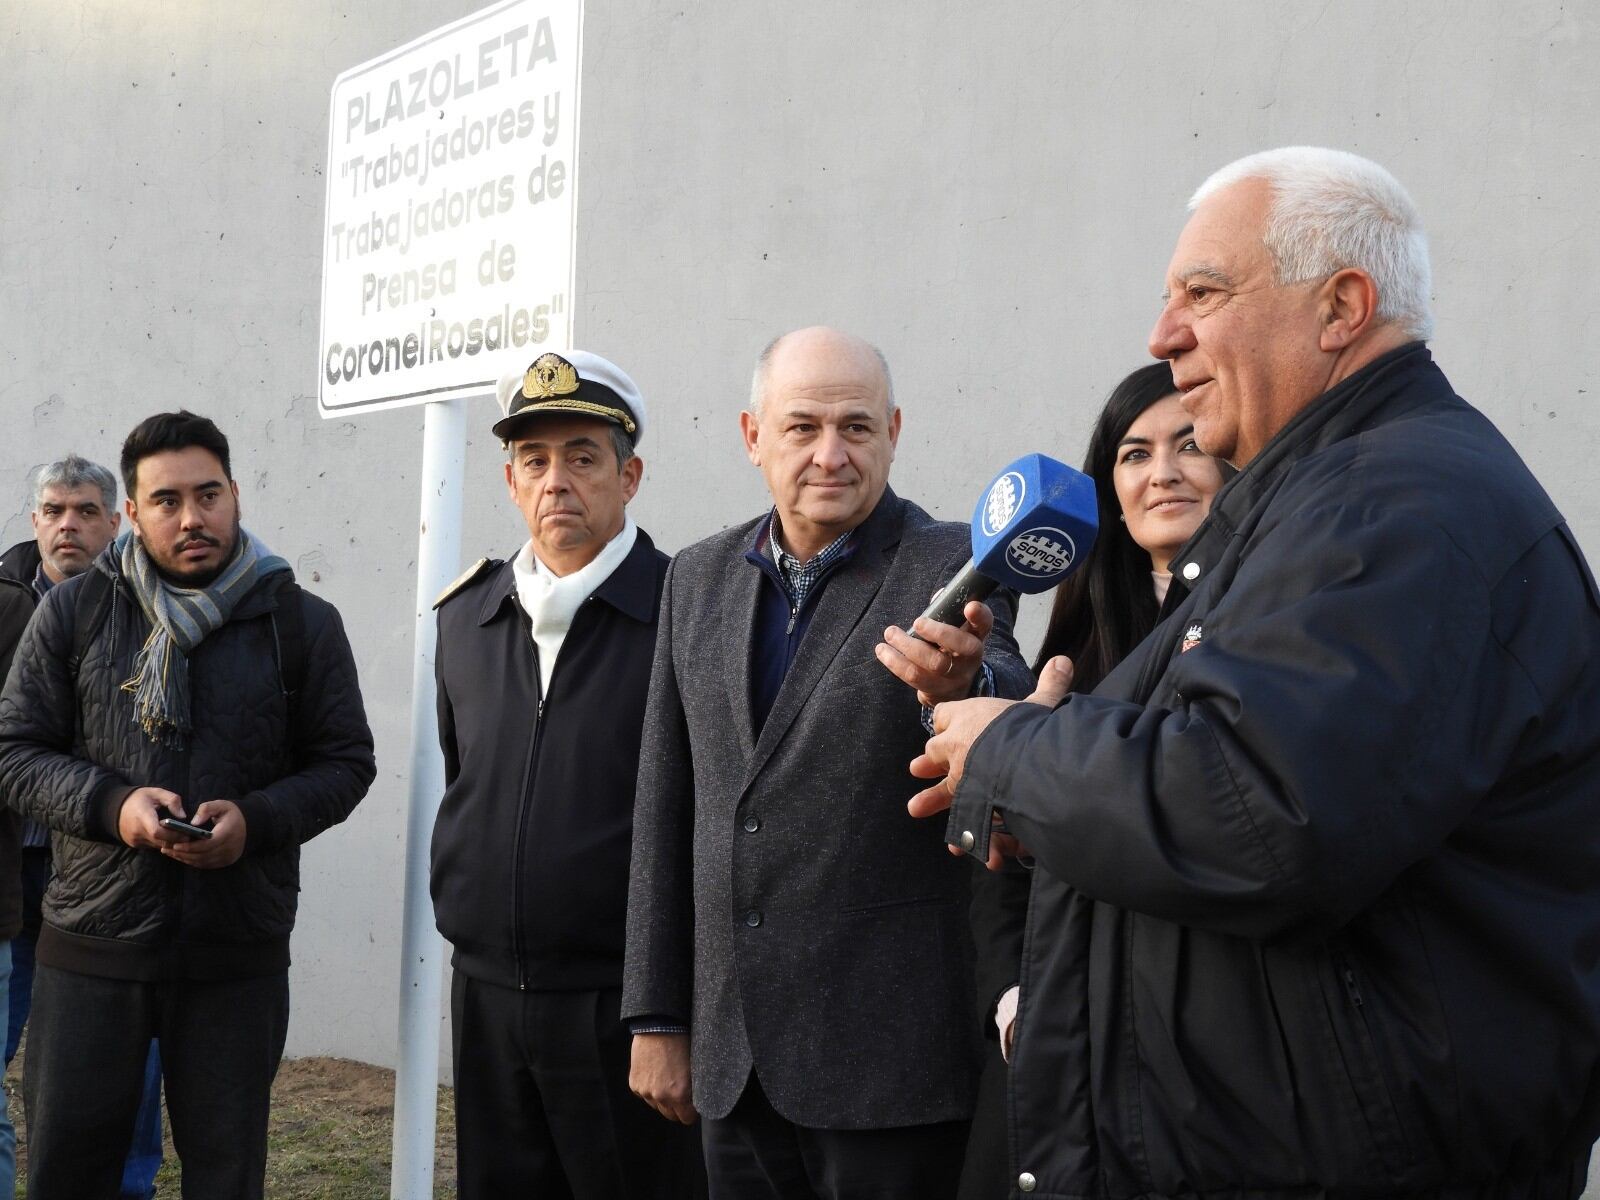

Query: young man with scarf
[
  {"left": 430, "top": 351, "right": 701, "bottom": 1198},
  {"left": 0, "top": 411, "right": 376, "bottom": 1200}
]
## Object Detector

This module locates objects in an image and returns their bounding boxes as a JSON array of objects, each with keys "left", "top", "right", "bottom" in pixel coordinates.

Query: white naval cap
[{"left": 492, "top": 349, "right": 647, "bottom": 447}]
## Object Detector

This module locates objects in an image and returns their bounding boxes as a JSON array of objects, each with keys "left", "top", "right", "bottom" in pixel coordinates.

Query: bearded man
[{"left": 0, "top": 410, "right": 375, "bottom": 1200}]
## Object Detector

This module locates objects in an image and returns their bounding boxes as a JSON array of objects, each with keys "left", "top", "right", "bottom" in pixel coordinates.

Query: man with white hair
[{"left": 914, "top": 148, "right": 1600, "bottom": 1197}]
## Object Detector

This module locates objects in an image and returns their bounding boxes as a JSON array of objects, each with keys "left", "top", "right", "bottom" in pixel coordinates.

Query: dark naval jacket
[
  {"left": 0, "top": 548, "right": 376, "bottom": 980},
  {"left": 430, "top": 529, "right": 669, "bottom": 991},
  {"left": 950, "top": 344, "right": 1600, "bottom": 1198}
]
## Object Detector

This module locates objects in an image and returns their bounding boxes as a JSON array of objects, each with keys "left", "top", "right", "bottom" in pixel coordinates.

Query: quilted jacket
[{"left": 0, "top": 548, "right": 375, "bottom": 980}]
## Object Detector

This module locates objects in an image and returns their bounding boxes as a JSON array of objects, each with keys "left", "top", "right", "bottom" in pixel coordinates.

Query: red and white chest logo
[{"left": 1180, "top": 622, "right": 1204, "bottom": 653}]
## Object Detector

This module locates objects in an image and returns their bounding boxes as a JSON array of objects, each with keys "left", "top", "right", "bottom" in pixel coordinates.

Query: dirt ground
[{"left": 6, "top": 1047, "right": 458, "bottom": 1199}]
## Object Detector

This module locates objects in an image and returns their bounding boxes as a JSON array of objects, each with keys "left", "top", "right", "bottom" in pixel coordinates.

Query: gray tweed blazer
[{"left": 622, "top": 489, "right": 1032, "bottom": 1128}]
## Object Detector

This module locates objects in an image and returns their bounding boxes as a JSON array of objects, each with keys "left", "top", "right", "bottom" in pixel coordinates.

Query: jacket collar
[
  {"left": 589, "top": 527, "right": 661, "bottom": 623},
  {"left": 745, "top": 485, "right": 905, "bottom": 564},
  {"left": 1167, "top": 341, "right": 1442, "bottom": 593},
  {"left": 854, "top": 485, "right": 908, "bottom": 557},
  {"left": 477, "top": 526, "right": 660, "bottom": 627},
  {"left": 0, "top": 576, "right": 32, "bottom": 609},
  {"left": 0, "top": 539, "right": 42, "bottom": 587},
  {"left": 818, "top": 484, "right": 907, "bottom": 561}
]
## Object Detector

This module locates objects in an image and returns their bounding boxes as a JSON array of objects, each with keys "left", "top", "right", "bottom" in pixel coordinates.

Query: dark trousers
[
  {"left": 955, "top": 1041, "right": 1009, "bottom": 1200},
  {"left": 23, "top": 964, "right": 289, "bottom": 1200},
  {"left": 451, "top": 974, "right": 705, "bottom": 1200},
  {"left": 8, "top": 852, "right": 165, "bottom": 1200},
  {"left": 701, "top": 1072, "right": 968, "bottom": 1200}
]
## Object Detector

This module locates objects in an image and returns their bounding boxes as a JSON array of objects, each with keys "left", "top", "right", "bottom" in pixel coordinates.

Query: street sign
[{"left": 318, "top": 0, "right": 581, "bottom": 416}]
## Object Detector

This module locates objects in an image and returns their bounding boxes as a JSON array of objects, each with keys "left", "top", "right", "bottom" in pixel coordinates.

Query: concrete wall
[{"left": 3, "top": 0, "right": 1598, "bottom": 1177}]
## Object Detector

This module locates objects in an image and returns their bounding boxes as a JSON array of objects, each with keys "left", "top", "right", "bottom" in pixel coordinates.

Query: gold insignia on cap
[{"left": 523, "top": 354, "right": 581, "bottom": 400}]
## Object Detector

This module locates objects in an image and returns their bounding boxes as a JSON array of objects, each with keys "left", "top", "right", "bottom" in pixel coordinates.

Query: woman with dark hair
[
  {"left": 1035, "top": 359, "right": 1232, "bottom": 685},
  {"left": 958, "top": 361, "right": 1230, "bottom": 1198}
]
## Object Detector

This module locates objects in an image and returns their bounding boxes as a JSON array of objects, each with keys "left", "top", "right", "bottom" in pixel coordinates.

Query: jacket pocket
[{"left": 1322, "top": 948, "right": 1413, "bottom": 1183}]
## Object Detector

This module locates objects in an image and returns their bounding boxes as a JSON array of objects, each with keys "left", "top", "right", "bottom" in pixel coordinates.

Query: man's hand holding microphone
[
  {"left": 909, "top": 656, "right": 1075, "bottom": 868},
  {"left": 887, "top": 454, "right": 1100, "bottom": 867}
]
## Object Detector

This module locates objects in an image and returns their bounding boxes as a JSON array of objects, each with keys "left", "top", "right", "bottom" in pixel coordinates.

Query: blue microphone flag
[
  {"left": 915, "top": 453, "right": 1098, "bottom": 630},
  {"left": 969, "top": 454, "right": 1098, "bottom": 593}
]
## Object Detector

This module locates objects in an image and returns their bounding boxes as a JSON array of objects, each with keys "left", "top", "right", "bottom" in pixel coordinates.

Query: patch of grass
[{"left": 8, "top": 1042, "right": 458, "bottom": 1198}]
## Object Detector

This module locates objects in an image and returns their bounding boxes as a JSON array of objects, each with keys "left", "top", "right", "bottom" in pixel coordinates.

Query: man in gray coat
[{"left": 623, "top": 326, "right": 1032, "bottom": 1198}]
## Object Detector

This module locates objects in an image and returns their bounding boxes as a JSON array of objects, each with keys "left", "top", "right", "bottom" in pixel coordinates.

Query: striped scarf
[{"left": 118, "top": 528, "right": 291, "bottom": 747}]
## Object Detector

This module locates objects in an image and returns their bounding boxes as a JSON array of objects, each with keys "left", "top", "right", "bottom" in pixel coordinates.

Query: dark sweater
[{"left": 742, "top": 522, "right": 857, "bottom": 735}]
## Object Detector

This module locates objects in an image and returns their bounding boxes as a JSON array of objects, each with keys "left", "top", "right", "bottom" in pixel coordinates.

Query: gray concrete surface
[{"left": 3, "top": 2, "right": 1598, "bottom": 1185}]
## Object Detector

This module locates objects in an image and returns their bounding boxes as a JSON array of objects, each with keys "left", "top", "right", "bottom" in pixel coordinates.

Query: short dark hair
[{"left": 120, "top": 410, "right": 232, "bottom": 497}]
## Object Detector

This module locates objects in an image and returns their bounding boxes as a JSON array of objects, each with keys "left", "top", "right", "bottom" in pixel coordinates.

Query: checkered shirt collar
[{"left": 765, "top": 509, "right": 855, "bottom": 610}]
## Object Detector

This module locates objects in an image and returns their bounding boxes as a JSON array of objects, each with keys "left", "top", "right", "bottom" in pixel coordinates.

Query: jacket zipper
[
  {"left": 509, "top": 683, "right": 544, "bottom": 992},
  {"left": 508, "top": 599, "right": 587, "bottom": 991},
  {"left": 1330, "top": 949, "right": 1412, "bottom": 1179},
  {"left": 785, "top": 604, "right": 799, "bottom": 635},
  {"left": 1343, "top": 966, "right": 1365, "bottom": 1009}
]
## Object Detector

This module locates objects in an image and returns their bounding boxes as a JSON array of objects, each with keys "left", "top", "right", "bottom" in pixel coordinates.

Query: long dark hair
[{"left": 1034, "top": 362, "right": 1209, "bottom": 690}]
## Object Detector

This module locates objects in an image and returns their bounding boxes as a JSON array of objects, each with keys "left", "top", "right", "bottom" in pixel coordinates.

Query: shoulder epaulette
[{"left": 432, "top": 557, "right": 497, "bottom": 609}]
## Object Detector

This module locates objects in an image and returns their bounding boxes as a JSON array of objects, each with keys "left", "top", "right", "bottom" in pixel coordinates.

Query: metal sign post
[
  {"left": 388, "top": 396, "right": 465, "bottom": 1198},
  {"left": 316, "top": 1, "right": 582, "bottom": 1195}
]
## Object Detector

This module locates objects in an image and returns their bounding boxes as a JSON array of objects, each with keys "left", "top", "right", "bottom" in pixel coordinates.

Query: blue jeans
[
  {"left": 122, "top": 1041, "right": 163, "bottom": 1199},
  {"left": 0, "top": 940, "right": 16, "bottom": 1198},
  {"left": 5, "top": 846, "right": 47, "bottom": 1064}
]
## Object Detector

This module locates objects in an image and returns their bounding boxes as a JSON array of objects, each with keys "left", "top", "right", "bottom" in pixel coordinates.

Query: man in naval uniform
[{"left": 430, "top": 350, "right": 703, "bottom": 1199}]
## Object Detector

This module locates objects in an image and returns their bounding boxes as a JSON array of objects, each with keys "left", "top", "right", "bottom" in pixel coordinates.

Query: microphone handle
[{"left": 914, "top": 558, "right": 1000, "bottom": 634}]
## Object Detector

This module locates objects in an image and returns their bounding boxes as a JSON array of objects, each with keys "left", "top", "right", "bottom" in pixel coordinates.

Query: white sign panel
[{"left": 318, "top": 0, "right": 581, "bottom": 416}]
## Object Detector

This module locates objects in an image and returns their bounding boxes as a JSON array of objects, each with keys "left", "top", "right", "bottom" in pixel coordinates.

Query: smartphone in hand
[{"left": 155, "top": 806, "right": 216, "bottom": 840}]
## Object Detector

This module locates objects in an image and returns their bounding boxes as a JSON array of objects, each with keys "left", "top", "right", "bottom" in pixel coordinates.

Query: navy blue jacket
[
  {"left": 431, "top": 529, "right": 669, "bottom": 991},
  {"left": 952, "top": 344, "right": 1600, "bottom": 1198}
]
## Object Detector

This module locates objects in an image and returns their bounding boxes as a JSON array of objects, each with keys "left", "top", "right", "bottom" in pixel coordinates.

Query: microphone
[{"left": 916, "top": 453, "right": 1099, "bottom": 629}]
